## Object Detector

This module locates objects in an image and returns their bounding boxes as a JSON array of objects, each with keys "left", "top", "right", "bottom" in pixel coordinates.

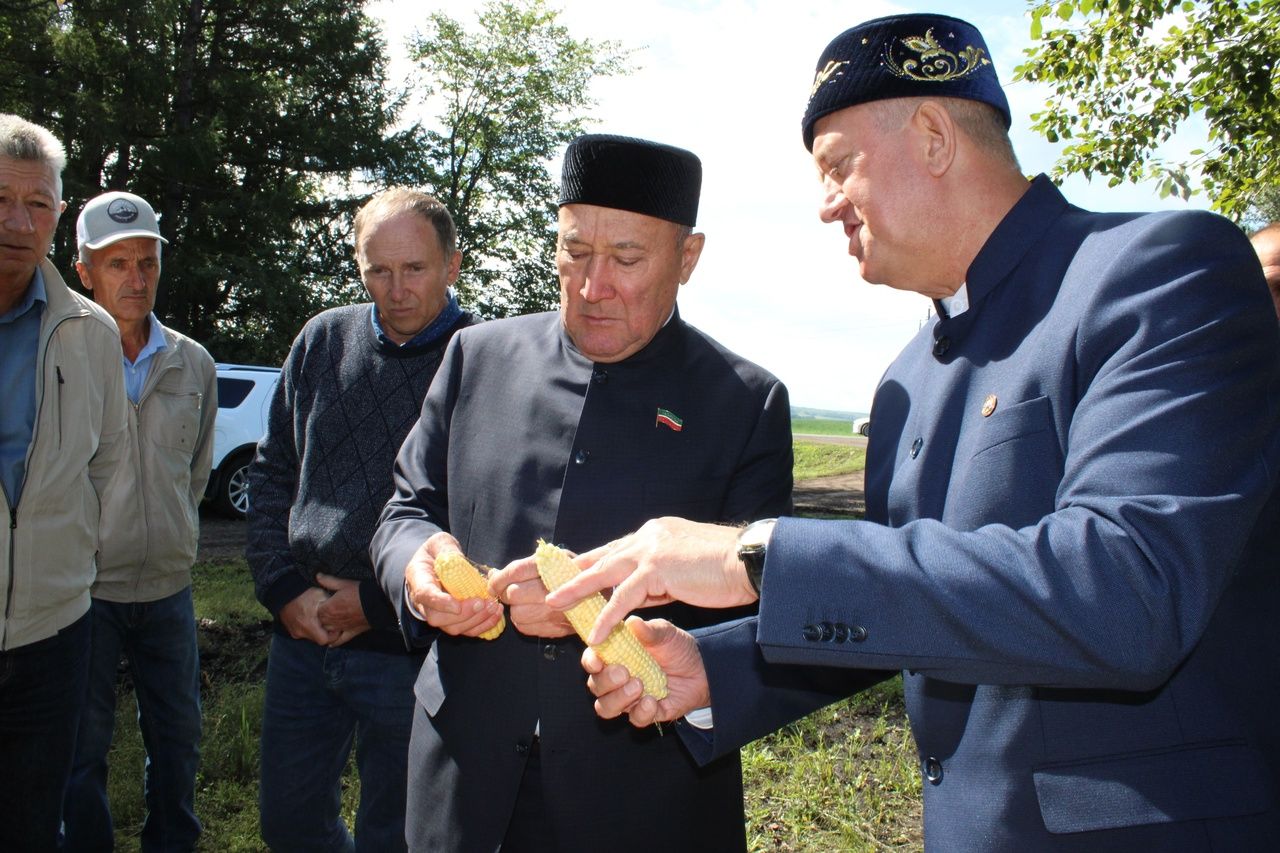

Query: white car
[
  {"left": 853, "top": 415, "right": 870, "bottom": 437},
  {"left": 208, "top": 363, "right": 280, "bottom": 518}
]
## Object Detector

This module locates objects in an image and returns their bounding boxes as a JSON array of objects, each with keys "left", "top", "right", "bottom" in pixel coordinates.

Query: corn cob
[
  {"left": 435, "top": 552, "right": 505, "bottom": 640},
  {"left": 534, "top": 539, "right": 668, "bottom": 699}
]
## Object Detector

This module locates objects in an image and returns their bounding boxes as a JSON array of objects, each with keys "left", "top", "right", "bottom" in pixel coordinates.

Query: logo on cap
[
  {"left": 107, "top": 198, "right": 139, "bottom": 223},
  {"left": 885, "top": 29, "right": 989, "bottom": 83},
  {"left": 810, "top": 60, "right": 849, "bottom": 99}
]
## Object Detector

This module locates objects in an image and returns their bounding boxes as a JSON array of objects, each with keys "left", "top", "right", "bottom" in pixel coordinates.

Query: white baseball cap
[{"left": 76, "top": 190, "right": 168, "bottom": 252}]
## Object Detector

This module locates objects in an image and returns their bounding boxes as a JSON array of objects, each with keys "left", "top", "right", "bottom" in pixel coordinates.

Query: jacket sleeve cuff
[
  {"left": 359, "top": 578, "right": 397, "bottom": 630},
  {"left": 262, "top": 571, "right": 314, "bottom": 617}
]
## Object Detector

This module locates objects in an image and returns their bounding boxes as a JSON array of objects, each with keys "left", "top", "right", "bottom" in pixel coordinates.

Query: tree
[
  {"left": 1245, "top": 185, "right": 1280, "bottom": 230},
  {"left": 1016, "top": 0, "right": 1280, "bottom": 220},
  {"left": 385, "top": 0, "right": 628, "bottom": 318},
  {"left": 1, "top": 0, "right": 400, "bottom": 362}
]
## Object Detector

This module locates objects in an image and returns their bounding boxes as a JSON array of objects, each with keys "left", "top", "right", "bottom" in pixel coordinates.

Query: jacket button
[
  {"left": 819, "top": 621, "right": 835, "bottom": 641},
  {"left": 543, "top": 643, "right": 557, "bottom": 660},
  {"left": 515, "top": 742, "right": 530, "bottom": 755},
  {"left": 923, "top": 756, "right": 943, "bottom": 784},
  {"left": 802, "top": 624, "right": 822, "bottom": 642},
  {"left": 849, "top": 625, "right": 867, "bottom": 642},
  {"left": 574, "top": 449, "right": 589, "bottom": 465},
  {"left": 592, "top": 368, "right": 608, "bottom": 384},
  {"left": 910, "top": 437, "right": 923, "bottom": 459},
  {"left": 933, "top": 336, "right": 950, "bottom": 357},
  {"left": 832, "top": 623, "right": 849, "bottom": 643}
]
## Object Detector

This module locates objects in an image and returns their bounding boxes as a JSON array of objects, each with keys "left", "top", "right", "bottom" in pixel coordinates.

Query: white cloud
[{"left": 369, "top": 0, "right": 1206, "bottom": 413}]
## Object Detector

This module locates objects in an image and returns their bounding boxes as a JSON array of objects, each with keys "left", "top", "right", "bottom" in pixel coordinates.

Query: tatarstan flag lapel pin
[{"left": 655, "top": 407, "right": 684, "bottom": 432}]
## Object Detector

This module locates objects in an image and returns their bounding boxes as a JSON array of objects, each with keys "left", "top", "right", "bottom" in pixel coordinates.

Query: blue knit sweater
[{"left": 246, "top": 303, "right": 476, "bottom": 651}]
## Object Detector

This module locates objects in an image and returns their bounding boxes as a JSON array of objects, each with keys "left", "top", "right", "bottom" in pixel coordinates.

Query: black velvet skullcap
[
  {"left": 802, "top": 13, "right": 1011, "bottom": 151},
  {"left": 559, "top": 134, "right": 701, "bottom": 227}
]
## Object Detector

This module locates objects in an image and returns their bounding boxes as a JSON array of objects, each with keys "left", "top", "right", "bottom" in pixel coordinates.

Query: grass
[
  {"left": 792, "top": 416, "right": 859, "bottom": 436},
  {"left": 102, "top": 446, "right": 903, "bottom": 851},
  {"left": 743, "top": 679, "right": 921, "bottom": 851},
  {"left": 102, "top": 560, "right": 359, "bottom": 851},
  {"left": 793, "top": 441, "right": 866, "bottom": 481}
]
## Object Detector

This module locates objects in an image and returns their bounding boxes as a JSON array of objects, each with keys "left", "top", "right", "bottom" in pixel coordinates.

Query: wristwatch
[{"left": 737, "top": 518, "right": 777, "bottom": 594}]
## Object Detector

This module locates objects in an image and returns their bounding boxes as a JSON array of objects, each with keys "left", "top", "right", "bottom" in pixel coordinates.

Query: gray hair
[
  {"left": 869, "top": 97, "right": 1021, "bottom": 172},
  {"left": 1251, "top": 222, "right": 1280, "bottom": 241},
  {"left": 0, "top": 114, "right": 66, "bottom": 200},
  {"left": 354, "top": 187, "right": 457, "bottom": 259}
]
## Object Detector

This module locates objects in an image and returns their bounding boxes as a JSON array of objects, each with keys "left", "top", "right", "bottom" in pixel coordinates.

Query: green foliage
[
  {"left": 793, "top": 441, "right": 867, "bottom": 481},
  {"left": 387, "top": 0, "right": 629, "bottom": 318},
  {"left": 1245, "top": 184, "right": 1280, "bottom": 230},
  {"left": 1017, "top": 0, "right": 1280, "bottom": 220},
  {"left": 0, "top": 0, "right": 402, "bottom": 363}
]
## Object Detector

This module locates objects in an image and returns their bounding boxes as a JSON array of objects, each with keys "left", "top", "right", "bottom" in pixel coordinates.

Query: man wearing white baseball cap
[{"left": 62, "top": 190, "right": 216, "bottom": 852}]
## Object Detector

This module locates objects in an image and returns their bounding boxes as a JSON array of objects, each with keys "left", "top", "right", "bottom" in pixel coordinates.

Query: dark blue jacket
[{"left": 689, "top": 177, "right": 1280, "bottom": 850}]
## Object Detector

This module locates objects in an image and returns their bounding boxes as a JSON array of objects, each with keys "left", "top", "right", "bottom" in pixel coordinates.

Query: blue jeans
[
  {"left": 259, "top": 633, "right": 420, "bottom": 853},
  {"left": 63, "top": 588, "right": 203, "bottom": 852},
  {"left": 0, "top": 611, "right": 91, "bottom": 853}
]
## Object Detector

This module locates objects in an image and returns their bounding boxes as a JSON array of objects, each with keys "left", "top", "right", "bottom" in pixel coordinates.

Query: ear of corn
[
  {"left": 534, "top": 539, "right": 668, "bottom": 699},
  {"left": 435, "top": 551, "right": 505, "bottom": 640}
]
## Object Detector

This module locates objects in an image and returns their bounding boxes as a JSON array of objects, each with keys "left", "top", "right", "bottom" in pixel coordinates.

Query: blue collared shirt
[
  {"left": 123, "top": 314, "right": 168, "bottom": 404},
  {"left": 370, "top": 288, "right": 463, "bottom": 349},
  {"left": 0, "top": 268, "right": 47, "bottom": 507}
]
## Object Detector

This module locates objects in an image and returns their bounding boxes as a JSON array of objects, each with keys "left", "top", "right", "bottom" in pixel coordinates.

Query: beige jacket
[
  {"left": 93, "top": 321, "right": 216, "bottom": 603},
  {"left": 0, "top": 260, "right": 128, "bottom": 650}
]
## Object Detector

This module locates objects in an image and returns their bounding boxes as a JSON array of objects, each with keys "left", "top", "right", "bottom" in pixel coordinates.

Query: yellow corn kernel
[
  {"left": 534, "top": 539, "right": 668, "bottom": 699},
  {"left": 435, "top": 552, "right": 505, "bottom": 640}
]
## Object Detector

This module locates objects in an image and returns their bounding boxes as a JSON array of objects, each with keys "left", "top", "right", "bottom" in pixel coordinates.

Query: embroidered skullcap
[
  {"left": 559, "top": 134, "right": 701, "bottom": 227},
  {"left": 802, "top": 13, "right": 1011, "bottom": 151}
]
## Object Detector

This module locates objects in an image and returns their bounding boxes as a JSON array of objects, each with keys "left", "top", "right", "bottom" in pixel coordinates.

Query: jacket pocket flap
[
  {"left": 1034, "top": 742, "right": 1271, "bottom": 834},
  {"left": 971, "top": 394, "right": 1052, "bottom": 458}
]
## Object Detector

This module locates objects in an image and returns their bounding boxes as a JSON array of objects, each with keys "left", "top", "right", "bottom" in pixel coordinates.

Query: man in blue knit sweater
[{"left": 247, "top": 188, "right": 477, "bottom": 852}]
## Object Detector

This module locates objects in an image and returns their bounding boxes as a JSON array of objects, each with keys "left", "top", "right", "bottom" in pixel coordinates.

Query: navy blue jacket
[{"left": 688, "top": 177, "right": 1280, "bottom": 850}]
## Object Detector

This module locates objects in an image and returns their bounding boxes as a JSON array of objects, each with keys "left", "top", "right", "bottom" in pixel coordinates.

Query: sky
[{"left": 367, "top": 0, "right": 1206, "bottom": 414}]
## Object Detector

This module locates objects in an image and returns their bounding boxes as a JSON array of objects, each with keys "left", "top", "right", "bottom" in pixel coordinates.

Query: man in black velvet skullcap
[{"left": 371, "top": 133, "right": 794, "bottom": 852}]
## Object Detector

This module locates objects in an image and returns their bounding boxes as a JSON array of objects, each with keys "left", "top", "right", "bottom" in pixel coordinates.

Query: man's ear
[
  {"left": 912, "top": 100, "right": 957, "bottom": 178},
  {"left": 679, "top": 232, "right": 706, "bottom": 284},
  {"left": 446, "top": 250, "right": 462, "bottom": 285},
  {"left": 75, "top": 260, "right": 93, "bottom": 292}
]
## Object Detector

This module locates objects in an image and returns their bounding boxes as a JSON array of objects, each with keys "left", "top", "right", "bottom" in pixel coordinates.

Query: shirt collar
[
  {"left": 0, "top": 267, "right": 47, "bottom": 324},
  {"left": 370, "top": 288, "right": 463, "bottom": 349},
  {"left": 938, "top": 283, "right": 970, "bottom": 319},
  {"left": 126, "top": 313, "right": 168, "bottom": 366}
]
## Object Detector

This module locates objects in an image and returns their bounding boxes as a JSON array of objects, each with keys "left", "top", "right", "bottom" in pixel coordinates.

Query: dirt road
[{"left": 198, "top": 466, "right": 866, "bottom": 558}]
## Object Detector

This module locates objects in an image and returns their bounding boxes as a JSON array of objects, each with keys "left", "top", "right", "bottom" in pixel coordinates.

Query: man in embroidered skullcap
[
  {"left": 372, "top": 133, "right": 792, "bottom": 852},
  {"left": 557, "top": 13, "right": 1280, "bottom": 851}
]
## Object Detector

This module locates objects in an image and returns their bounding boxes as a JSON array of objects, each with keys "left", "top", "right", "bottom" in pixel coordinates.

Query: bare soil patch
[
  {"left": 197, "top": 506, "right": 248, "bottom": 562},
  {"left": 793, "top": 470, "right": 866, "bottom": 518}
]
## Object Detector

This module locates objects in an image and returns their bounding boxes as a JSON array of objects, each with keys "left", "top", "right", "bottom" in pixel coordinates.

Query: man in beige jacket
[
  {"left": 0, "top": 115, "right": 128, "bottom": 852},
  {"left": 61, "top": 190, "right": 217, "bottom": 852}
]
